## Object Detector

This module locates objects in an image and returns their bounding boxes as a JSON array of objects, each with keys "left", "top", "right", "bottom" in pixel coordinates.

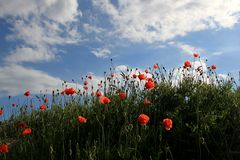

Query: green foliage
[{"left": 1, "top": 79, "right": 240, "bottom": 160}]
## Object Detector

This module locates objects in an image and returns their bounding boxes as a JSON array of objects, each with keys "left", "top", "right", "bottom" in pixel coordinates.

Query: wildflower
[
  {"left": 133, "top": 74, "right": 137, "bottom": 79},
  {"left": 96, "top": 90, "right": 102, "bottom": 97},
  {"left": 0, "top": 109, "right": 3, "bottom": 116},
  {"left": 193, "top": 53, "right": 199, "bottom": 58},
  {"left": 163, "top": 118, "right": 173, "bottom": 131},
  {"left": 144, "top": 99, "right": 151, "bottom": 105},
  {"left": 77, "top": 116, "right": 87, "bottom": 123},
  {"left": 211, "top": 64, "right": 217, "bottom": 70},
  {"left": 44, "top": 98, "right": 49, "bottom": 103},
  {"left": 138, "top": 74, "right": 146, "bottom": 80},
  {"left": 12, "top": 103, "right": 16, "bottom": 107},
  {"left": 111, "top": 73, "right": 115, "bottom": 78},
  {"left": 88, "top": 76, "right": 92, "bottom": 80},
  {"left": 24, "top": 90, "right": 30, "bottom": 97},
  {"left": 83, "top": 86, "right": 88, "bottom": 90},
  {"left": 145, "top": 69, "right": 149, "bottom": 73},
  {"left": 119, "top": 92, "right": 127, "bottom": 100},
  {"left": 84, "top": 81, "right": 88, "bottom": 85},
  {"left": 145, "top": 81, "right": 155, "bottom": 90},
  {"left": 18, "top": 121, "right": 27, "bottom": 129},
  {"left": 64, "top": 88, "right": 75, "bottom": 95},
  {"left": 22, "top": 128, "right": 32, "bottom": 135},
  {"left": 40, "top": 104, "right": 46, "bottom": 111},
  {"left": 0, "top": 144, "right": 8, "bottom": 153},
  {"left": 146, "top": 78, "right": 153, "bottom": 82},
  {"left": 138, "top": 114, "right": 150, "bottom": 125},
  {"left": 184, "top": 60, "right": 191, "bottom": 68},
  {"left": 99, "top": 96, "right": 111, "bottom": 104},
  {"left": 154, "top": 64, "right": 158, "bottom": 69}
]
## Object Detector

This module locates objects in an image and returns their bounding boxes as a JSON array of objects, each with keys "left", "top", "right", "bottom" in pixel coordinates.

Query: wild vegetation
[{"left": 0, "top": 54, "right": 240, "bottom": 160}]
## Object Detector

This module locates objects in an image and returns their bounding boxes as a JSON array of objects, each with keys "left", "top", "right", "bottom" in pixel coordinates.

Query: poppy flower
[
  {"left": 111, "top": 73, "right": 115, "bottom": 78},
  {"left": 84, "top": 81, "right": 88, "bottom": 85},
  {"left": 40, "top": 104, "right": 46, "bottom": 111},
  {"left": 133, "top": 74, "right": 137, "bottom": 79},
  {"left": 0, "top": 109, "right": 3, "bottom": 116},
  {"left": 184, "top": 60, "right": 191, "bottom": 68},
  {"left": 88, "top": 76, "right": 92, "bottom": 80},
  {"left": 64, "top": 88, "right": 75, "bottom": 95},
  {"left": 83, "top": 86, "right": 88, "bottom": 90},
  {"left": 193, "top": 53, "right": 199, "bottom": 58},
  {"left": 99, "top": 96, "right": 111, "bottom": 104},
  {"left": 163, "top": 118, "right": 173, "bottom": 131},
  {"left": 22, "top": 128, "right": 32, "bottom": 135},
  {"left": 145, "top": 81, "right": 155, "bottom": 90},
  {"left": 154, "top": 64, "right": 158, "bottom": 69},
  {"left": 145, "top": 69, "right": 149, "bottom": 73},
  {"left": 138, "top": 114, "right": 150, "bottom": 125},
  {"left": 119, "top": 92, "right": 127, "bottom": 100},
  {"left": 144, "top": 99, "right": 151, "bottom": 105},
  {"left": 96, "top": 90, "right": 102, "bottom": 97},
  {"left": 44, "top": 98, "right": 49, "bottom": 103},
  {"left": 138, "top": 74, "right": 146, "bottom": 80},
  {"left": 18, "top": 121, "right": 27, "bottom": 129},
  {"left": 77, "top": 116, "right": 87, "bottom": 123},
  {"left": 24, "top": 90, "right": 30, "bottom": 97},
  {"left": 0, "top": 144, "right": 8, "bottom": 153},
  {"left": 146, "top": 78, "right": 153, "bottom": 82},
  {"left": 211, "top": 64, "right": 217, "bottom": 70}
]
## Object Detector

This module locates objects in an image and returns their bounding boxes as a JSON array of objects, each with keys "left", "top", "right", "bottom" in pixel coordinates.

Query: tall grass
[{"left": 0, "top": 57, "right": 240, "bottom": 160}]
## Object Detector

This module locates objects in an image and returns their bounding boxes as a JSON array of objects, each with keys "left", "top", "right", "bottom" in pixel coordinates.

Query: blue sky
[{"left": 0, "top": 0, "right": 240, "bottom": 101}]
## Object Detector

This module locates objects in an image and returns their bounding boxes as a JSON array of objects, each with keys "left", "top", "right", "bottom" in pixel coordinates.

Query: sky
[{"left": 0, "top": 0, "right": 240, "bottom": 101}]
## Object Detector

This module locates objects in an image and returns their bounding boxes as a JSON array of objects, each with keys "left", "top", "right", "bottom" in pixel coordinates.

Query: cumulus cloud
[
  {"left": 0, "top": 65, "right": 63, "bottom": 97},
  {"left": 169, "top": 42, "right": 205, "bottom": 55},
  {"left": 93, "top": 0, "right": 240, "bottom": 43},
  {"left": 91, "top": 48, "right": 111, "bottom": 58}
]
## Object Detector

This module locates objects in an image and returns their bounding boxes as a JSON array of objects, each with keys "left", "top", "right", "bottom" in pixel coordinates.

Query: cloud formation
[{"left": 93, "top": 0, "right": 240, "bottom": 43}]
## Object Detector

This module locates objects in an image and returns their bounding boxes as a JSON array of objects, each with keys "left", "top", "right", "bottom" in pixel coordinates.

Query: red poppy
[
  {"left": 77, "top": 116, "right": 87, "bottom": 123},
  {"left": 111, "top": 73, "right": 115, "bottom": 78},
  {"left": 84, "top": 81, "right": 88, "bottom": 85},
  {"left": 154, "top": 64, "right": 158, "bottom": 69},
  {"left": 211, "top": 64, "right": 217, "bottom": 70},
  {"left": 99, "top": 96, "right": 111, "bottom": 104},
  {"left": 0, "top": 144, "right": 8, "bottom": 153},
  {"left": 138, "top": 74, "right": 146, "bottom": 80},
  {"left": 64, "top": 88, "right": 75, "bottom": 95},
  {"left": 145, "top": 69, "right": 149, "bottom": 73},
  {"left": 83, "top": 86, "right": 88, "bottom": 90},
  {"left": 22, "top": 128, "right": 32, "bottom": 135},
  {"left": 138, "top": 114, "right": 150, "bottom": 125},
  {"left": 144, "top": 99, "right": 151, "bottom": 105},
  {"left": 40, "top": 104, "right": 46, "bottom": 111},
  {"left": 119, "top": 92, "right": 127, "bottom": 100},
  {"left": 163, "top": 118, "right": 173, "bottom": 131},
  {"left": 18, "top": 121, "right": 27, "bottom": 129},
  {"left": 24, "top": 90, "right": 30, "bottom": 97},
  {"left": 44, "top": 98, "right": 49, "bottom": 103},
  {"left": 96, "top": 90, "right": 102, "bottom": 97},
  {"left": 193, "top": 53, "right": 199, "bottom": 58},
  {"left": 0, "top": 109, "right": 3, "bottom": 116},
  {"left": 184, "top": 60, "right": 191, "bottom": 68},
  {"left": 132, "top": 74, "right": 137, "bottom": 79},
  {"left": 146, "top": 78, "right": 153, "bottom": 82},
  {"left": 145, "top": 81, "right": 155, "bottom": 90},
  {"left": 88, "top": 76, "right": 92, "bottom": 80}
]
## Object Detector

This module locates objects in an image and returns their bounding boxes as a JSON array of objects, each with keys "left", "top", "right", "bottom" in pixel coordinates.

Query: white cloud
[
  {"left": 170, "top": 42, "right": 205, "bottom": 55},
  {"left": 91, "top": 48, "right": 111, "bottom": 58},
  {"left": 212, "top": 51, "right": 223, "bottom": 56},
  {"left": 0, "top": 65, "right": 63, "bottom": 97},
  {"left": 83, "top": 23, "right": 105, "bottom": 34},
  {"left": 93, "top": 0, "right": 240, "bottom": 43},
  {"left": 4, "top": 46, "right": 55, "bottom": 63},
  {"left": 0, "top": 0, "right": 79, "bottom": 23}
]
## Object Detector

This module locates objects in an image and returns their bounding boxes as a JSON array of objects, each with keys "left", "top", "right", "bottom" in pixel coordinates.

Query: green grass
[{"left": 1, "top": 61, "right": 240, "bottom": 159}]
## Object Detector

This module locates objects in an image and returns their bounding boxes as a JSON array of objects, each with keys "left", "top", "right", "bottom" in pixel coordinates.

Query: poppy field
[{"left": 0, "top": 54, "right": 240, "bottom": 160}]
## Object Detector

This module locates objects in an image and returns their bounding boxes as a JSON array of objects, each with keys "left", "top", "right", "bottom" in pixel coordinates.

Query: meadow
[{"left": 0, "top": 54, "right": 240, "bottom": 160}]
